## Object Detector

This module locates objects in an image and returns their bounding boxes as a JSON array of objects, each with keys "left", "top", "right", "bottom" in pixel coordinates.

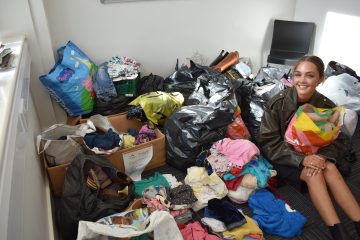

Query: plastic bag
[
  {"left": 226, "top": 108, "right": 251, "bottom": 139},
  {"left": 325, "top": 60, "right": 360, "bottom": 81},
  {"left": 164, "top": 60, "right": 206, "bottom": 105},
  {"left": 187, "top": 65, "right": 233, "bottom": 106},
  {"left": 57, "top": 154, "right": 135, "bottom": 240},
  {"left": 39, "top": 41, "right": 96, "bottom": 116},
  {"left": 343, "top": 108, "right": 358, "bottom": 138},
  {"left": 235, "top": 67, "right": 288, "bottom": 141},
  {"left": 164, "top": 105, "right": 234, "bottom": 170},
  {"left": 233, "top": 78, "right": 264, "bottom": 140},
  {"left": 137, "top": 73, "right": 165, "bottom": 95},
  {"left": 253, "top": 66, "right": 290, "bottom": 85},
  {"left": 317, "top": 73, "right": 360, "bottom": 112},
  {"left": 37, "top": 124, "right": 85, "bottom": 166},
  {"left": 82, "top": 94, "right": 134, "bottom": 118},
  {"left": 77, "top": 210, "right": 182, "bottom": 240},
  {"left": 129, "top": 91, "right": 184, "bottom": 125}
]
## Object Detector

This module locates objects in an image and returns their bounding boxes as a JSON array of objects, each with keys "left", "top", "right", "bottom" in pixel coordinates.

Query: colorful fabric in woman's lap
[{"left": 285, "top": 104, "right": 344, "bottom": 154}]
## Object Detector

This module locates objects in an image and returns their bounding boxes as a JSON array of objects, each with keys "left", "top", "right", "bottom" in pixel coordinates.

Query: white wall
[
  {"left": 0, "top": 0, "right": 67, "bottom": 129},
  {"left": 294, "top": 0, "right": 360, "bottom": 72},
  {"left": 44, "top": 0, "right": 296, "bottom": 77}
]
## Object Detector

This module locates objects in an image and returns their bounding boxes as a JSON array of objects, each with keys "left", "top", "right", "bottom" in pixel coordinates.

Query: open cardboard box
[
  {"left": 99, "top": 114, "right": 166, "bottom": 172},
  {"left": 46, "top": 113, "right": 166, "bottom": 196},
  {"left": 43, "top": 158, "right": 70, "bottom": 197}
]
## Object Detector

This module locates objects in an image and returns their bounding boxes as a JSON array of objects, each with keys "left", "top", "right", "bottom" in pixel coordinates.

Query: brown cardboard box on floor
[
  {"left": 44, "top": 113, "right": 166, "bottom": 196},
  {"left": 104, "top": 113, "right": 166, "bottom": 172},
  {"left": 44, "top": 159, "right": 70, "bottom": 197}
]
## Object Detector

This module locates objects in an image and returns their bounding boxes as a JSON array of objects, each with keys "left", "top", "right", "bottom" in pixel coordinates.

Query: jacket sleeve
[
  {"left": 258, "top": 101, "right": 305, "bottom": 168},
  {"left": 317, "top": 132, "right": 347, "bottom": 164}
]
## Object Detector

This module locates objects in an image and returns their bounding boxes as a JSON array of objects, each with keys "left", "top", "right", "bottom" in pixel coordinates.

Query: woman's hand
[{"left": 302, "top": 154, "right": 326, "bottom": 177}]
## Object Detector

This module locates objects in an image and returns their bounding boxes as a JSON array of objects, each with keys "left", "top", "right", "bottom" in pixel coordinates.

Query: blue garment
[
  {"left": 204, "top": 198, "right": 247, "bottom": 230},
  {"left": 248, "top": 189, "right": 307, "bottom": 238},
  {"left": 240, "top": 156, "right": 273, "bottom": 187},
  {"left": 84, "top": 128, "right": 120, "bottom": 150},
  {"left": 93, "top": 62, "right": 117, "bottom": 103},
  {"left": 195, "top": 149, "right": 213, "bottom": 175},
  {"left": 222, "top": 172, "right": 237, "bottom": 181}
]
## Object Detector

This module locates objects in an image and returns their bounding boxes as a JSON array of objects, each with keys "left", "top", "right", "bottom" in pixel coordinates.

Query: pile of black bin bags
[
  {"left": 163, "top": 60, "right": 290, "bottom": 170},
  {"left": 164, "top": 60, "right": 236, "bottom": 170}
]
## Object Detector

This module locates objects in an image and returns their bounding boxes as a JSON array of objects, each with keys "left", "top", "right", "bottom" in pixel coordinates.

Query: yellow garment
[
  {"left": 223, "top": 215, "right": 263, "bottom": 240},
  {"left": 184, "top": 167, "right": 228, "bottom": 211},
  {"left": 293, "top": 105, "right": 344, "bottom": 141},
  {"left": 123, "top": 134, "right": 135, "bottom": 148},
  {"left": 129, "top": 91, "right": 184, "bottom": 125}
]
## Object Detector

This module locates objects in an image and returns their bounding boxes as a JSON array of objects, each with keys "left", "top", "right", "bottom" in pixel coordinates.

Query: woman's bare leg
[
  {"left": 323, "top": 162, "right": 360, "bottom": 221},
  {"left": 300, "top": 168, "right": 340, "bottom": 225}
]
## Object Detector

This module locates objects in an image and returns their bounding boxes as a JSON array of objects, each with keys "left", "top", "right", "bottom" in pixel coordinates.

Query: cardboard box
[
  {"left": 44, "top": 113, "right": 165, "bottom": 196},
  {"left": 44, "top": 159, "right": 70, "bottom": 197},
  {"left": 104, "top": 114, "right": 166, "bottom": 172}
]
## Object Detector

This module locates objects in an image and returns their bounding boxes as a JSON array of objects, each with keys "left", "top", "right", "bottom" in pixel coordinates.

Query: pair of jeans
[{"left": 93, "top": 62, "right": 117, "bottom": 103}]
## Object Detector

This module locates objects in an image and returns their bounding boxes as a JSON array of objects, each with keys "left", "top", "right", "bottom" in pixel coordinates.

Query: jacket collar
[{"left": 282, "top": 87, "right": 328, "bottom": 112}]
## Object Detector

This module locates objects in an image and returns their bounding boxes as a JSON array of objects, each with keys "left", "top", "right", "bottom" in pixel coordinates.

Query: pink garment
[
  {"left": 142, "top": 197, "right": 168, "bottom": 212},
  {"left": 215, "top": 138, "right": 260, "bottom": 167},
  {"left": 170, "top": 208, "right": 188, "bottom": 217},
  {"left": 179, "top": 221, "right": 222, "bottom": 240},
  {"left": 206, "top": 150, "right": 233, "bottom": 176}
]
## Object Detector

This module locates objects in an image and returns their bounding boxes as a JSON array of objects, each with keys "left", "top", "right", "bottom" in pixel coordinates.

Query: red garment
[
  {"left": 224, "top": 175, "right": 244, "bottom": 191},
  {"left": 230, "top": 167, "right": 243, "bottom": 176},
  {"left": 266, "top": 177, "right": 291, "bottom": 205},
  {"left": 179, "top": 221, "right": 221, "bottom": 240}
]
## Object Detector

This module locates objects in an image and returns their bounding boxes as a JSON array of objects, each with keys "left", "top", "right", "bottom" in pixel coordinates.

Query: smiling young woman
[
  {"left": 292, "top": 56, "right": 325, "bottom": 102},
  {"left": 257, "top": 56, "right": 360, "bottom": 240}
]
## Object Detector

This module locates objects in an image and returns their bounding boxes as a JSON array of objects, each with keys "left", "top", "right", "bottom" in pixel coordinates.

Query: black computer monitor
[{"left": 268, "top": 19, "right": 315, "bottom": 66}]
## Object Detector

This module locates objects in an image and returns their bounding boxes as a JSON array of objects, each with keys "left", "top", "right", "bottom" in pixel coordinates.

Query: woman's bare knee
[
  {"left": 300, "top": 167, "right": 325, "bottom": 183},
  {"left": 324, "top": 162, "right": 343, "bottom": 181}
]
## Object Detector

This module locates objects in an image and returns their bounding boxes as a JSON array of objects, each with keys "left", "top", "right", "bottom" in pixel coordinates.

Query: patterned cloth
[
  {"left": 136, "top": 124, "right": 157, "bottom": 144},
  {"left": 107, "top": 56, "right": 140, "bottom": 80},
  {"left": 240, "top": 156, "right": 274, "bottom": 188},
  {"left": 285, "top": 104, "right": 344, "bottom": 154},
  {"left": 167, "top": 184, "right": 197, "bottom": 206}
]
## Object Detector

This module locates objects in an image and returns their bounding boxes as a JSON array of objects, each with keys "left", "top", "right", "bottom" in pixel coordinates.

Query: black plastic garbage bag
[
  {"left": 253, "top": 66, "right": 290, "bottom": 85},
  {"left": 82, "top": 95, "right": 134, "bottom": 118},
  {"left": 164, "top": 60, "right": 207, "bottom": 105},
  {"left": 165, "top": 59, "right": 234, "bottom": 106},
  {"left": 137, "top": 73, "right": 165, "bottom": 95},
  {"left": 234, "top": 71, "right": 286, "bottom": 142},
  {"left": 57, "top": 154, "right": 135, "bottom": 240},
  {"left": 234, "top": 78, "right": 259, "bottom": 140},
  {"left": 165, "top": 105, "right": 234, "bottom": 170},
  {"left": 188, "top": 66, "right": 233, "bottom": 106},
  {"left": 325, "top": 61, "right": 360, "bottom": 81}
]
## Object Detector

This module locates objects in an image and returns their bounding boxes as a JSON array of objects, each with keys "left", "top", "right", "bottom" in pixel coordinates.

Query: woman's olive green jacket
[{"left": 257, "top": 87, "right": 346, "bottom": 168}]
